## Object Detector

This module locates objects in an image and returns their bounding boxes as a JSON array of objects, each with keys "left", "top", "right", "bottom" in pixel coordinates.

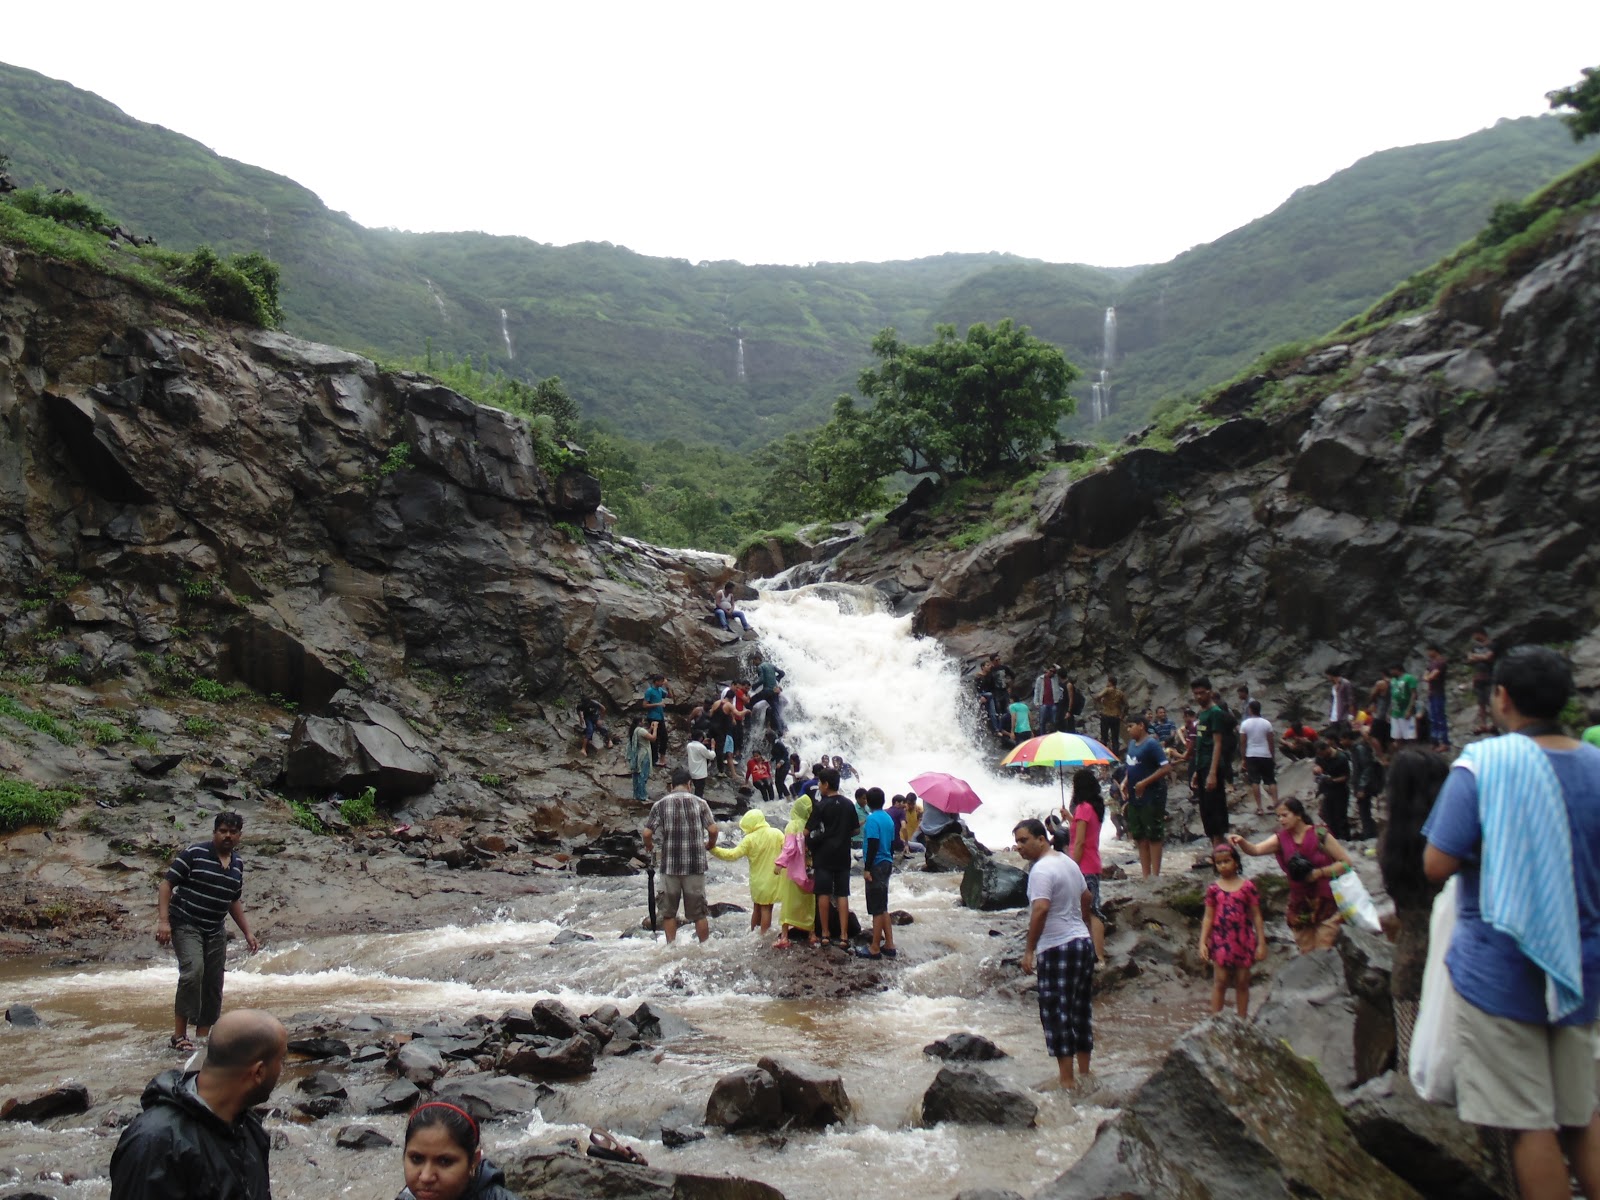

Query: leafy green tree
[
  {"left": 1548, "top": 66, "right": 1600, "bottom": 141},
  {"left": 854, "top": 319, "right": 1076, "bottom": 481},
  {"left": 753, "top": 398, "right": 891, "bottom": 524}
]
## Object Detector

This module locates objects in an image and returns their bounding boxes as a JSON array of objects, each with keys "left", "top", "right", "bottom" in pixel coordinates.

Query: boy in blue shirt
[{"left": 859, "top": 788, "right": 898, "bottom": 959}]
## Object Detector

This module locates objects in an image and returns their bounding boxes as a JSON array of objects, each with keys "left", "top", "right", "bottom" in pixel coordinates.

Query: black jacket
[
  {"left": 397, "top": 1158, "right": 520, "bottom": 1200},
  {"left": 109, "top": 1069, "right": 271, "bottom": 1200}
]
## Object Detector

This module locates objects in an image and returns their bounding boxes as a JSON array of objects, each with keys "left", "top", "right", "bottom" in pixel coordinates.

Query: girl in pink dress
[{"left": 1199, "top": 841, "right": 1267, "bottom": 1016}]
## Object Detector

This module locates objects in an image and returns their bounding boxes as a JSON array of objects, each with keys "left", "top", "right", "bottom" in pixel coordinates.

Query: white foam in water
[{"left": 753, "top": 585, "right": 1098, "bottom": 849}]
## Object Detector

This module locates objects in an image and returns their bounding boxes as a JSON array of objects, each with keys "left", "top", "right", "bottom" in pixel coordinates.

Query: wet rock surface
[{"left": 920, "top": 1065, "right": 1037, "bottom": 1129}]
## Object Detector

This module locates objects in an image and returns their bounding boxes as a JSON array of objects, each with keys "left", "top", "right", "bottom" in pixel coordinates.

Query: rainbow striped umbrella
[{"left": 1000, "top": 731, "right": 1117, "bottom": 807}]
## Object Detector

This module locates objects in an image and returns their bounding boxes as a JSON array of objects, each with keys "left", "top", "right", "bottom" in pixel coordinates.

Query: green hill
[{"left": 1, "top": 61, "right": 1592, "bottom": 449}]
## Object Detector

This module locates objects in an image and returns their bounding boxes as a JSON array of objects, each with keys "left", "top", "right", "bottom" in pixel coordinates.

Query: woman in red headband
[{"left": 397, "top": 1101, "right": 519, "bottom": 1200}]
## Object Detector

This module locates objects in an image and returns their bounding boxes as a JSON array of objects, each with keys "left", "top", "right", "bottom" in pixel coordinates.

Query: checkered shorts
[{"left": 1036, "top": 938, "right": 1096, "bottom": 1058}]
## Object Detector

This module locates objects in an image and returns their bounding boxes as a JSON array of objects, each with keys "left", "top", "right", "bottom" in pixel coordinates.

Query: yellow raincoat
[
  {"left": 712, "top": 809, "right": 786, "bottom": 906},
  {"left": 775, "top": 793, "right": 816, "bottom": 934}
]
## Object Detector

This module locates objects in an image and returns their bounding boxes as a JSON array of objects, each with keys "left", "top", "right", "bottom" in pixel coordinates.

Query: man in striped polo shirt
[{"left": 157, "top": 812, "right": 260, "bottom": 1051}]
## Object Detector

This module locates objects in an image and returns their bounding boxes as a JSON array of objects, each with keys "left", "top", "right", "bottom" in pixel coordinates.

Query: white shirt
[
  {"left": 1240, "top": 715, "right": 1274, "bottom": 759},
  {"left": 685, "top": 741, "right": 717, "bottom": 780},
  {"left": 1026, "top": 851, "right": 1089, "bottom": 952}
]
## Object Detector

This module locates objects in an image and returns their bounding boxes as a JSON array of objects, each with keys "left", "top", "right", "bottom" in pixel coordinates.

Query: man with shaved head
[{"left": 110, "top": 1009, "right": 287, "bottom": 1199}]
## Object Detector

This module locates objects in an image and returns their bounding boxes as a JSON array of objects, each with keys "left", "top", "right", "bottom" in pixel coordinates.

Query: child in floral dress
[{"left": 1199, "top": 841, "right": 1267, "bottom": 1016}]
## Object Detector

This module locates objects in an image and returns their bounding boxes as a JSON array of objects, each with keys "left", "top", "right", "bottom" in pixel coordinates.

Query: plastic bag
[
  {"left": 1410, "top": 877, "right": 1459, "bottom": 1103},
  {"left": 1331, "top": 868, "right": 1382, "bottom": 934}
]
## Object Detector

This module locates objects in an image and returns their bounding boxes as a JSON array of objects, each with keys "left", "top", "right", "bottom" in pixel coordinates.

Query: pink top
[{"left": 1071, "top": 801, "right": 1103, "bottom": 877}]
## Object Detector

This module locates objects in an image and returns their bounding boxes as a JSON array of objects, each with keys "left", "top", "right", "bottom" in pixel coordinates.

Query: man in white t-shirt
[
  {"left": 684, "top": 735, "right": 717, "bottom": 798},
  {"left": 1238, "top": 699, "right": 1278, "bottom": 816},
  {"left": 1015, "top": 818, "right": 1095, "bottom": 1089}
]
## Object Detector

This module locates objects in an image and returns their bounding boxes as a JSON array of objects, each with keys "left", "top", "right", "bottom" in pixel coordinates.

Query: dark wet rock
[
  {"left": 580, "top": 1016, "right": 615, "bottom": 1046},
  {"left": 434, "top": 1073, "right": 548, "bottom": 1121},
  {"left": 706, "top": 902, "right": 747, "bottom": 918},
  {"left": 920, "top": 1065, "right": 1036, "bottom": 1129},
  {"left": 755, "top": 1055, "right": 850, "bottom": 1127},
  {"left": 1035, "top": 1017, "right": 1416, "bottom": 1200},
  {"left": 1345, "top": 1071, "right": 1502, "bottom": 1200},
  {"left": 351, "top": 1044, "right": 387, "bottom": 1064},
  {"left": 499, "top": 1033, "right": 597, "bottom": 1080},
  {"left": 131, "top": 753, "right": 185, "bottom": 777},
  {"left": 661, "top": 1124, "right": 706, "bottom": 1149},
  {"left": 551, "top": 928, "right": 595, "bottom": 945},
  {"left": 344, "top": 1014, "right": 391, "bottom": 1033},
  {"left": 923, "top": 1032, "right": 1007, "bottom": 1061},
  {"left": 922, "top": 826, "right": 988, "bottom": 873},
  {"left": 502, "top": 1148, "right": 785, "bottom": 1200},
  {"left": 959, "top": 857, "right": 1029, "bottom": 910},
  {"left": 587, "top": 1003, "right": 621, "bottom": 1026},
  {"left": 528, "top": 998, "right": 585, "bottom": 1039},
  {"left": 705, "top": 1066, "right": 784, "bottom": 1132},
  {"left": 575, "top": 854, "right": 639, "bottom": 877},
  {"left": 889, "top": 910, "right": 915, "bottom": 926},
  {"left": 414, "top": 1020, "right": 473, "bottom": 1039},
  {"left": 296, "top": 1094, "right": 344, "bottom": 1119},
  {"left": 288, "top": 1036, "right": 351, "bottom": 1060},
  {"left": 4, "top": 1004, "right": 41, "bottom": 1027},
  {"left": 335, "top": 1124, "right": 393, "bottom": 1150},
  {"left": 396, "top": 1039, "right": 446, "bottom": 1085},
  {"left": 1, "top": 1082, "right": 90, "bottom": 1122},
  {"left": 367, "top": 1079, "right": 421, "bottom": 1114},
  {"left": 1253, "top": 943, "right": 1393, "bottom": 1099},
  {"left": 297, "top": 1071, "right": 348, "bottom": 1099}
]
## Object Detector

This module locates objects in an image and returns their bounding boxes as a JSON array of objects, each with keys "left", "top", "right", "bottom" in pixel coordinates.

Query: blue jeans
[
  {"left": 1428, "top": 693, "right": 1449, "bottom": 746},
  {"left": 714, "top": 609, "right": 750, "bottom": 631},
  {"left": 1039, "top": 703, "right": 1057, "bottom": 732}
]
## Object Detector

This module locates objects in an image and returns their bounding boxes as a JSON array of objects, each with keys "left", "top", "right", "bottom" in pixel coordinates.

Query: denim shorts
[{"left": 865, "top": 862, "right": 892, "bottom": 914}]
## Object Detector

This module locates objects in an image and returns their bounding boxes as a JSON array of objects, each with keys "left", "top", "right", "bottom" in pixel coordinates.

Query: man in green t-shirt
[
  {"left": 1389, "top": 663, "right": 1419, "bottom": 743},
  {"left": 1189, "top": 676, "right": 1233, "bottom": 842},
  {"left": 1583, "top": 723, "right": 1600, "bottom": 750}
]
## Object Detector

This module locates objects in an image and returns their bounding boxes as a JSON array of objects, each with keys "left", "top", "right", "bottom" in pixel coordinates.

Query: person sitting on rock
[
  {"left": 712, "top": 583, "right": 751, "bottom": 632},
  {"left": 744, "top": 751, "right": 774, "bottom": 802}
]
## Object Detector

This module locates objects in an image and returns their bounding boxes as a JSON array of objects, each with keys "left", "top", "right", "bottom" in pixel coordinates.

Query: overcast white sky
[{"left": 6, "top": 1, "right": 1598, "bottom": 267}]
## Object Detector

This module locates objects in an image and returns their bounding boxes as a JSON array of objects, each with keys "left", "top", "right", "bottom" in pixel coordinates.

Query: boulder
[
  {"left": 705, "top": 1066, "right": 784, "bottom": 1132},
  {"left": 335, "top": 1124, "right": 393, "bottom": 1150},
  {"left": 1344, "top": 1072, "right": 1503, "bottom": 1200},
  {"left": 297, "top": 1071, "right": 348, "bottom": 1099},
  {"left": 396, "top": 1039, "right": 446, "bottom": 1086},
  {"left": 367, "top": 1079, "right": 421, "bottom": 1114},
  {"left": 528, "top": 998, "right": 586, "bottom": 1039},
  {"left": 755, "top": 1055, "right": 850, "bottom": 1126},
  {"left": 959, "top": 857, "right": 1029, "bottom": 910},
  {"left": 922, "top": 825, "right": 989, "bottom": 873},
  {"left": 297, "top": 1095, "right": 344, "bottom": 1119},
  {"left": 1252, "top": 943, "right": 1393, "bottom": 1099},
  {"left": 661, "top": 1125, "right": 706, "bottom": 1149},
  {"left": 923, "top": 1032, "right": 1007, "bottom": 1061},
  {"left": 501, "top": 1149, "right": 785, "bottom": 1200},
  {"left": 1, "top": 1082, "right": 90, "bottom": 1122},
  {"left": 288, "top": 1036, "right": 351, "bottom": 1060},
  {"left": 1034, "top": 1017, "right": 1418, "bottom": 1200},
  {"left": 499, "top": 1034, "right": 597, "bottom": 1080},
  {"left": 434, "top": 1073, "right": 549, "bottom": 1121},
  {"left": 4, "top": 1004, "right": 41, "bottom": 1027},
  {"left": 921, "top": 1065, "right": 1036, "bottom": 1128},
  {"left": 284, "top": 696, "right": 439, "bottom": 801}
]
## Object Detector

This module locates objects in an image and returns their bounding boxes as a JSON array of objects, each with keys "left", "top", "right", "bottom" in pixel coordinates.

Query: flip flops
[
  {"left": 589, "top": 1128, "right": 648, "bottom": 1166},
  {"left": 169, "top": 1035, "right": 195, "bottom": 1052},
  {"left": 855, "top": 948, "right": 881, "bottom": 960}
]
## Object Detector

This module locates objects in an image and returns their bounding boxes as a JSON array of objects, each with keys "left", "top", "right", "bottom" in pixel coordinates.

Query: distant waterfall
[
  {"left": 736, "top": 337, "right": 746, "bottom": 381},
  {"left": 1089, "top": 306, "right": 1116, "bottom": 423},
  {"left": 500, "top": 308, "right": 514, "bottom": 360},
  {"left": 424, "top": 279, "right": 448, "bottom": 323}
]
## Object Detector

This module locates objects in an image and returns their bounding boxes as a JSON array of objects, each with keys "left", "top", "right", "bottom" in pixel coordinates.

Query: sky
[{"left": 5, "top": 1, "right": 1598, "bottom": 268}]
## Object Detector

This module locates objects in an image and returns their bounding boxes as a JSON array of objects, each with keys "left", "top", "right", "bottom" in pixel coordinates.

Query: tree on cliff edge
[
  {"left": 854, "top": 319, "right": 1076, "bottom": 481},
  {"left": 1548, "top": 65, "right": 1600, "bottom": 142}
]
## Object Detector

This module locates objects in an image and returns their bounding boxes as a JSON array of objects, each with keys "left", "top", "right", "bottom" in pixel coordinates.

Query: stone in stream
[
  {"left": 502, "top": 1148, "right": 785, "bottom": 1200},
  {"left": 920, "top": 1065, "right": 1037, "bottom": 1129},
  {"left": 344, "top": 1014, "right": 391, "bottom": 1033},
  {"left": 661, "top": 1125, "right": 706, "bottom": 1149},
  {"left": 499, "top": 1033, "right": 598, "bottom": 1080},
  {"left": 923, "top": 1032, "right": 1007, "bottom": 1061},
  {"left": 1344, "top": 1071, "right": 1503, "bottom": 1200},
  {"left": 755, "top": 1055, "right": 851, "bottom": 1126},
  {"left": 367, "top": 1078, "right": 421, "bottom": 1114},
  {"left": 4, "top": 1004, "right": 41, "bottom": 1027},
  {"left": 351, "top": 1044, "right": 387, "bottom": 1064},
  {"left": 528, "top": 998, "right": 585, "bottom": 1039},
  {"left": 704, "top": 1066, "right": 784, "bottom": 1132},
  {"left": 587, "top": 1003, "right": 621, "bottom": 1026},
  {"left": 297, "top": 1071, "right": 348, "bottom": 1099},
  {"left": 1034, "top": 1016, "right": 1417, "bottom": 1200},
  {"left": 296, "top": 1094, "right": 344, "bottom": 1119},
  {"left": 706, "top": 901, "right": 747, "bottom": 918},
  {"left": 335, "top": 1124, "right": 394, "bottom": 1150},
  {"left": 1, "top": 1082, "right": 90, "bottom": 1122},
  {"left": 922, "top": 825, "right": 989, "bottom": 873},
  {"left": 396, "top": 1039, "right": 446, "bottom": 1085},
  {"left": 435, "top": 1073, "right": 549, "bottom": 1120},
  {"left": 959, "top": 857, "right": 1030, "bottom": 911},
  {"left": 288, "top": 1035, "right": 352, "bottom": 1060},
  {"left": 551, "top": 928, "right": 595, "bottom": 946}
]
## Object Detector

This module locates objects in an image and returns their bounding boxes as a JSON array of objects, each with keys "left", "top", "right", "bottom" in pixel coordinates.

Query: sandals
[
  {"left": 589, "top": 1127, "right": 648, "bottom": 1166},
  {"left": 169, "top": 1035, "right": 196, "bottom": 1052},
  {"left": 855, "top": 948, "right": 881, "bottom": 960},
  {"left": 773, "top": 937, "right": 792, "bottom": 949}
]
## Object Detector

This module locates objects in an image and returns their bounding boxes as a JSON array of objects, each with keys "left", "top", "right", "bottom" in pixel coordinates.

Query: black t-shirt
[
  {"left": 806, "top": 793, "right": 859, "bottom": 871},
  {"left": 1319, "top": 751, "right": 1351, "bottom": 794}
]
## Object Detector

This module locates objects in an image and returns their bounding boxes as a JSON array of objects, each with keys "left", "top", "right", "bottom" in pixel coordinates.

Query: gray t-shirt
[
  {"left": 1026, "top": 851, "right": 1089, "bottom": 952},
  {"left": 1240, "top": 715, "right": 1273, "bottom": 759}
]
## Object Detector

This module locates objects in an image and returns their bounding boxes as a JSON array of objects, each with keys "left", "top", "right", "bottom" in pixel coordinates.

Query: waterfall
[
  {"left": 500, "top": 307, "right": 514, "bottom": 359},
  {"left": 754, "top": 585, "right": 1098, "bottom": 849},
  {"left": 1087, "top": 306, "right": 1117, "bottom": 424},
  {"left": 1102, "top": 305, "right": 1118, "bottom": 370},
  {"left": 424, "top": 278, "right": 448, "bottom": 323},
  {"left": 736, "top": 335, "right": 746, "bottom": 381}
]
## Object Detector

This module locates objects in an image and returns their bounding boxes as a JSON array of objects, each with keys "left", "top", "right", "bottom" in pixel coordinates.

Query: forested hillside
[{"left": 3, "top": 61, "right": 1592, "bottom": 450}]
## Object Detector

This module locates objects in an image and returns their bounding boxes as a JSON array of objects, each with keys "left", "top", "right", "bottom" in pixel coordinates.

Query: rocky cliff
[
  {"left": 0, "top": 244, "right": 749, "bottom": 841},
  {"left": 814, "top": 203, "right": 1600, "bottom": 710}
]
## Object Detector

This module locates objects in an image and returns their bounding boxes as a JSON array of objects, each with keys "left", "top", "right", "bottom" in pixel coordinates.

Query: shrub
[
  {"left": 6, "top": 187, "right": 111, "bottom": 231},
  {"left": 176, "top": 245, "right": 284, "bottom": 327},
  {"left": 340, "top": 787, "right": 378, "bottom": 827},
  {"left": 287, "top": 798, "right": 326, "bottom": 835},
  {"left": 0, "top": 779, "right": 80, "bottom": 832}
]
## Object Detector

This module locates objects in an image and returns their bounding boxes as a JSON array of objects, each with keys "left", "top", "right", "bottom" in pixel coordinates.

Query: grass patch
[
  {"left": 0, "top": 691, "right": 80, "bottom": 745},
  {"left": 287, "top": 798, "right": 326, "bottom": 835},
  {"left": 339, "top": 787, "right": 378, "bottom": 827},
  {"left": 0, "top": 779, "right": 81, "bottom": 832}
]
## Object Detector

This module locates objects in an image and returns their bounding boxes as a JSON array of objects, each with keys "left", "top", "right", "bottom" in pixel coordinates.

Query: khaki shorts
[
  {"left": 661, "top": 873, "right": 708, "bottom": 923},
  {"left": 1454, "top": 983, "right": 1598, "bottom": 1130}
]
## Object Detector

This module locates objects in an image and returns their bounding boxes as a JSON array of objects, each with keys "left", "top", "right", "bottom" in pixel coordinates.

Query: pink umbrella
[{"left": 909, "top": 771, "right": 984, "bottom": 815}]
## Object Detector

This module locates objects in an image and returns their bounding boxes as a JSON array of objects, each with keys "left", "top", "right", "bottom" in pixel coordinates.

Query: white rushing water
[
  {"left": 500, "top": 307, "right": 515, "bottom": 359},
  {"left": 753, "top": 584, "right": 1091, "bottom": 847}
]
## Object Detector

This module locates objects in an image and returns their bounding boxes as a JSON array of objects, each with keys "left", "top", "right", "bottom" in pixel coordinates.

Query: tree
[
  {"left": 753, "top": 398, "right": 893, "bottom": 524},
  {"left": 854, "top": 319, "right": 1076, "bottom": 481},
  {"left": 1548, "top": 65, "right": 1600, "bottom": 142}
]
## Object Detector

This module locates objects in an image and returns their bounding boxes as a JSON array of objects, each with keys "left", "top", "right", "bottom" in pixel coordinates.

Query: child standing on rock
[{"left": 1199, "top": 841, "right": 1266, "bottom": 1016}]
